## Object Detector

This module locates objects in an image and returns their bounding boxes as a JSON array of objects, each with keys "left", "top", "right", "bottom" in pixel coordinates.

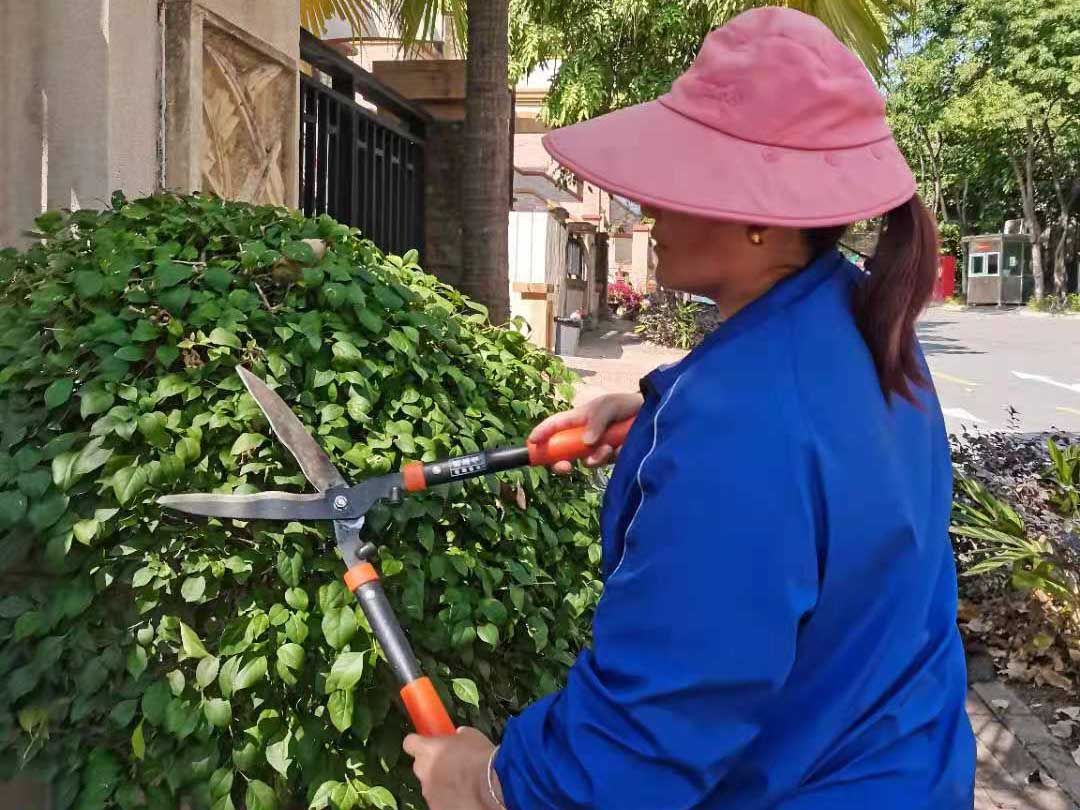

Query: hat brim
[{"left": 542, "top": 99, "right": 916, "bottom": 228}]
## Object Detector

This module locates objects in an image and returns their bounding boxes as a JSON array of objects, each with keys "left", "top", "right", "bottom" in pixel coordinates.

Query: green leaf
[
  {"left": 141, "top": 681, "right": 171, "bottom": 726},
  {"left": 131, "top": 720, "right": 145, "bottom": 760},
  {"left": 127, "top": 645, "right": 148, "bottom": 679},
  {"left": 28, "top": 490, "right": 67, "bottom": 530},
  {"left": 75, "top": 436, "right": 113, "bottom": 476},
  {"left": 45, "top": 378, "right": 74, "bottom": 408},
  {"left": 204, "top": 698, "right": 232, "bottom": 728},
  {"left": 109, "top": 699, "right": 138, "bottom": 728},
  {"left": 34, "top": 210, "right": 64, "bottom": 232},
  {"left": 210, "top": 767, "right": 233, "bottom": 799},
  {"left": 114, "top": 344, "right": 145, "bottom": 362},
  {"left": 284, "top": 587, "right": 308, "bottom": 610},
  {"left": 179, "top": 621, "right": 210, "bottom": 659},
  {"left": 155, "top": 262, "right": 194, "bottom": 288},
  {"left": 156, "top": 344, "right": 180, "bottom": 367},
  {"left": 452, "top": 678, "right": 480, "bottom": 707},
  {"left": 182, "top": 575, "right": 206, "bottom": 602},
  {"left": 112, "top": 465, "right": 149, "bottom": 505},
  {"left": 14, "top": 611, "right": 44, "bottom": 641},
  {"left": 230, "top": 432, "right": 266, "bottom": 456},
  {"left": 356, "top": 308, "right": 383, "bottom": 333},
  {"left": 277, "top": 551, "right": 302, "bottom": 587},
  {"left": 321, "top": 606, "right": 357, "bottom": 650},
  {"left": 277, "top": 643, "right": 304, "bottom": 670},
  {"left": 327, "top": 689, "right": 353, "bottom": 733},
  {"left": 196, "top": 656, "right": 220, "bottom": 689},
  {"left": 477, "top": 623, "right": 499, "bottom": 646},
  {"left": 167, "top": 669, "right": 186, "bottom": 696},
  {"left": 18, "top": 469, "right": 51, "bottom": 497},
  {"left": 218, "top": 656, "right": 241, "bottom": 698},
  {"left": 204, "top": 266, "right": 233, "bottom": 290},
  {"left": 283, "top": 240, "right": 317, "bottom": 264},
  {"left": 324, "top": 651, "right": 365, "bottom": 693},
  {"left": 0, "top": 490, "right": 27, "bottom": 528},
  {"left": 208, "top": 327, "right": 241, "bottom": 348},
  {"left": 266, "top": 735, "right": 292, "bottom": 776},
  {"left": 245, "top": 779, "right": 277, "bottom": 810},
  {"left": 233, "top": 655, "right": 267, "bottom": 692},
  {"left": 73, "top": 518, "right": 100, "bottom": 544},
  {"left": 80, "top": 387, "right": 115, "bottom": 418},
  {"left": 365, "top": 787, "right": 397, "bottom": 810}
]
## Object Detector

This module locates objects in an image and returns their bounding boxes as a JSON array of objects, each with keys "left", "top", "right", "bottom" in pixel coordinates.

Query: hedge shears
[{"left": 159, "top": 367, "right": 633, "bottom": 736}]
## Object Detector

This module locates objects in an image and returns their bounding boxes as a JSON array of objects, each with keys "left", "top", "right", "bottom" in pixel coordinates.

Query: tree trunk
[
  {"left": 1054, "top": 213, "right": 1070, "bottom": 298},
  {"left": 460, "top": 0, "right": 511, "bottom": 325},
  {"left": 1012, "top": 126, "right": 1044, "bottom": 300}
]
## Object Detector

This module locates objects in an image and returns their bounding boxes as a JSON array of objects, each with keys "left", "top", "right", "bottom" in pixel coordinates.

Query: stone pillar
[
  {"left": 594, "top": 232, "right": 610, "bottom": 320},
  {"left": 1, "top": 0, "right": 159, "bottom": 247},
  {"left": 162, "top": 0, "right": 300, "bottom": 207},
  {"left": 631, "top": 224, "right": 652, "bottom": 292}
]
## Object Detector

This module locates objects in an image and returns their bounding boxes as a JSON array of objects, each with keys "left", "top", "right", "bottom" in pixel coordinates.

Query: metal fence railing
[{"left": 299, "top": 31, "right": 429, "bottom": 257}]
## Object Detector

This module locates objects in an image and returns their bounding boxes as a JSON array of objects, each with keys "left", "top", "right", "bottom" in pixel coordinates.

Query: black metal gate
[{"left": 299, "top": 31, "right": 428, "bottom": 257}]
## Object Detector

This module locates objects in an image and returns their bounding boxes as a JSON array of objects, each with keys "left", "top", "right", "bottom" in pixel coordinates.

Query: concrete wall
[
  {"left": 198, "top": 0, "right": 299, "bottom": 62},
  {"left": 1, "top": 0, "right": 159, "bottom": 247}
]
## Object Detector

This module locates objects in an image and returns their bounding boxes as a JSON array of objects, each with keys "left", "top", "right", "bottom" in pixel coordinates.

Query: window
[
  {"left": 566, "top": 238, "right": 585, "bottom": 280},
  {"left": 969, "top": 252, "right": 999, "bottom": 276}
]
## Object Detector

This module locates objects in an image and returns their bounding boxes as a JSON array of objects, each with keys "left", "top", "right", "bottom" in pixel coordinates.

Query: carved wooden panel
[{"left": 201, "top": 24, "right": 291, "bottom": 206}]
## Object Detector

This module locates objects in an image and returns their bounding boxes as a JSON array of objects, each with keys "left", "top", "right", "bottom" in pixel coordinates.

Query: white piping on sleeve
[{"left": 609, "top": 374, "right": 686, "bottom": 580}]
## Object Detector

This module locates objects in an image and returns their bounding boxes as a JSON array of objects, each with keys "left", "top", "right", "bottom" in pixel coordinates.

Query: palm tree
[{"left": 301, "top": 0, "right": 908, "bottom": 326}]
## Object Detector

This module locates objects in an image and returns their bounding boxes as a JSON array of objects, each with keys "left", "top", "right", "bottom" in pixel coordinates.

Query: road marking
[
  {"left": 1011, "top": 371, "right": 1080, "bottom": 394},
  {"left": 942, "top": 407, "right": 986, "bottom": 424},
  {"left": 1055, "top": 406, "right": 1080, "bottom": 417},
  {"left": 931, "top": 369, "right": 980, "bottom": 387},
  {"left": 602, "top": 329, "right": 619, "bottom": 339}
]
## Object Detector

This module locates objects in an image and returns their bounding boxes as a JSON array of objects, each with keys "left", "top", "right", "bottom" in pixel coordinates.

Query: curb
[{"left": 973, "top": 681, "right": 1080, "bottom": 807}]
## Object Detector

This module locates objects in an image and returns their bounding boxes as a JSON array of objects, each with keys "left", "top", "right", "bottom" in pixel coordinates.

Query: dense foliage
[
  {"left": 886, "top": 0, "right": 1080, "bottom": 299},
  {"left": 510, "top": 0, "right": 909, "bottom": 125},
  {"left": 633, "top": 300, "right": 721, "bottom": 349},
  {"left": 0, "top": 194, "right": 604, "bottom": 810},
  {"left": 950, "top": 431, "right": 1080, "bottom": 701}
]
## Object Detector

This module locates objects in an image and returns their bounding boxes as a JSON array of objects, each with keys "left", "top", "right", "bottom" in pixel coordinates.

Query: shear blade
[
  {"left": 236, "top": 366, "right": 347, "bottom": 492},
  {"left": 158, "top": 491, "right": 342, "bottom": 522}
]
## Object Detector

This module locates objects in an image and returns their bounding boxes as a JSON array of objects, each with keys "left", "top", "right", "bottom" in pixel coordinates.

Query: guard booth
[{"left": 962, "top": 233, "right": 1033, "bottom": 305}]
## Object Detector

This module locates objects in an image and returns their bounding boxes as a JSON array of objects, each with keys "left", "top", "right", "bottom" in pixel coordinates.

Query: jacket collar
[{"left": 640, "top": 249, "right": 848, "bottom": 400}]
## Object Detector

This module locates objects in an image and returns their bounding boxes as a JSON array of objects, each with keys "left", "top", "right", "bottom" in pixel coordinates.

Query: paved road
[
  {"left": 919, "top": 307, "right": 1080, "bottom": 435},
  {"left": 570, "top": 310, "right": 1080, "bottom": 436}
]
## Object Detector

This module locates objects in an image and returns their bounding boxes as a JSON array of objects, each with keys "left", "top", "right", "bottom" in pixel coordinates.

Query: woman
[{"left": 404, "top": 8, "right": 975, "bottom": 808}]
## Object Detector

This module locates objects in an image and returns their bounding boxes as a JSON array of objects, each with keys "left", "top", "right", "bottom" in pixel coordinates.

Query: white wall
[{"left": 1, "top": 0, "right": 159, "bottom": 247}]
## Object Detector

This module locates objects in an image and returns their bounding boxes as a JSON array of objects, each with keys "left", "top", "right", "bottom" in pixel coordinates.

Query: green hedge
[{"left": 0, "top": 194, "right": 602, "bottom": 810}]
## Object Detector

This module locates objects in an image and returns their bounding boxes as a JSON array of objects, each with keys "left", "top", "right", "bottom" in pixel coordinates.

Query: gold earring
[{"left": 748, "top": 228, "right": 764, "bottom": 245}]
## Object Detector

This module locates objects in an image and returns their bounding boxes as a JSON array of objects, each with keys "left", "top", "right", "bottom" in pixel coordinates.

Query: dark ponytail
[{"left": 807, "top": 194, "right": 939, "bottom": 404}]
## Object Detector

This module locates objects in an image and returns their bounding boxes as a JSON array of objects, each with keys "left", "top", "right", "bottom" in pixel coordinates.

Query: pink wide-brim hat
[{"left": 542, "top": 7, "right": 915, "bottom": 228}]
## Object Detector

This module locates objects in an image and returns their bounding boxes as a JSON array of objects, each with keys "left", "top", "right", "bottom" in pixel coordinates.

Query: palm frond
[{"left": 299, "top": 0, "right": 376, "bottom": 36}]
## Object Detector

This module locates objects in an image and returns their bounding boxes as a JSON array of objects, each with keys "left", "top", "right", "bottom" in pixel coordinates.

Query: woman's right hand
[{"left": 528, "top": 392, "right": 644, "bottom": 475}]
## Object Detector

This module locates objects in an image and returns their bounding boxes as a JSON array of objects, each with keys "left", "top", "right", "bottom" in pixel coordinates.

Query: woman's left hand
[{"left": 402, "top": 727, "right": 501, "bottom": 810}]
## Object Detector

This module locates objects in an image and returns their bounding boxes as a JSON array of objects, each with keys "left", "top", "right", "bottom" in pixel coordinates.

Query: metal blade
[
  {"left": 236, "top": 366, "right": 346, "bottom": 491},
  {"left": 159, "top": 491, "right": 342, "bottom": 522}
]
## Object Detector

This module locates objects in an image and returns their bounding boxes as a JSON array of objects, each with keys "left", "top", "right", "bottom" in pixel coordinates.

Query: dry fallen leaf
[
  {"left": 1006, "top": 660, "right": 1033, "bottom": 681},
  {"left": 1038, "top": 666, "right": 1073, "bottom": 691},
  {"left": 991, "top": 699, "right": 1011, "bottom": 712},
  {"left": 1057, "top": 706, "right": 1080, "bottom": 721},
  {"left": 1050, "top": 720, "right": 1074, "bottom": 739},
  {"left": 966, "top": 617, "right": 991, "bottom": 634}
]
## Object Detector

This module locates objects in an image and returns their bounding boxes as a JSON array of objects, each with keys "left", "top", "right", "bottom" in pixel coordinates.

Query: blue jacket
[{"left": 495, "top": 250, "right": 975, "bottom": 809}]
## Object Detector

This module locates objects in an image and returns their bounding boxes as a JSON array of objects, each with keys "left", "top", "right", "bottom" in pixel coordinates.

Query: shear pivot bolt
[{"left": 333, "top": 495, "right": 348, "bottom": 510}]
